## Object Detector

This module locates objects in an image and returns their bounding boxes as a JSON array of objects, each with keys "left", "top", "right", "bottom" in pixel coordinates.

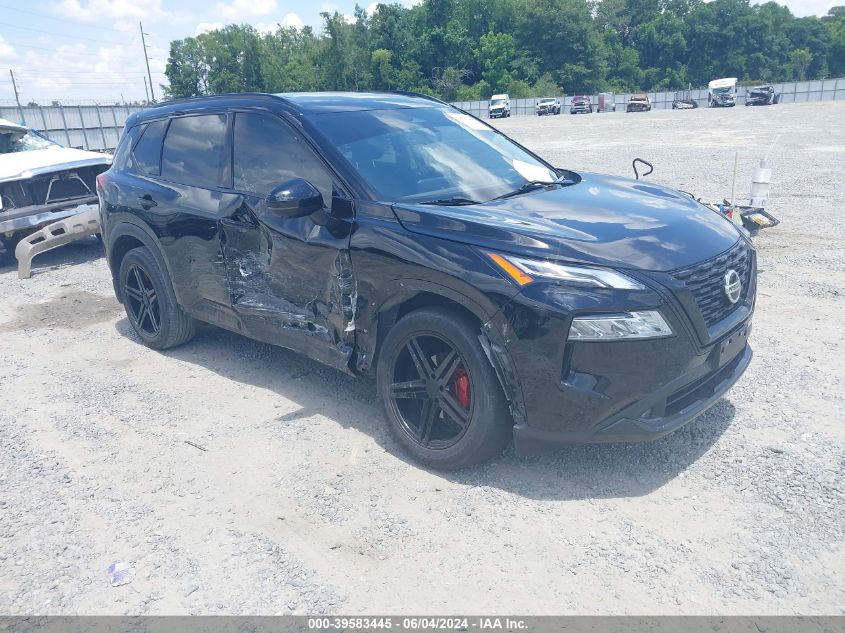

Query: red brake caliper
[{"left": 452, "top": 367, "right": 471, "bottom": 409}]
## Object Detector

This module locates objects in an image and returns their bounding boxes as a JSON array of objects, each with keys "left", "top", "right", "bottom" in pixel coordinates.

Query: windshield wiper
[
  {"left": 420, "top": 196, "right": 480, "bottom": 206},
  {"left": 492, "top": 179, "right": 572, "bottom": 201}
]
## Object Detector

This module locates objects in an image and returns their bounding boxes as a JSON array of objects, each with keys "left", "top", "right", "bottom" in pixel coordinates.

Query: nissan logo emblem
[{"left": 724, "top": 269, "right": 742, "bottom": 304}]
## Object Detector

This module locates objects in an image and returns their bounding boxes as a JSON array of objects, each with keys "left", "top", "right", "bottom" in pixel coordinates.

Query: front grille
[
  {"left": 672, "top": 240, "right": 751, "bottom": 327},
  {"left": 0, "top": 165, "right": 104, "bottom": 211}
]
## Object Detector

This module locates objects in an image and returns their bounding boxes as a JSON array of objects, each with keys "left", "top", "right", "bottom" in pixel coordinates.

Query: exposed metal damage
[
  {"left": 479, "top": 320, "right": 526, "bottom": 427},
  {"left": 220, "top": 215, "right": 357, "bottom": 366}
]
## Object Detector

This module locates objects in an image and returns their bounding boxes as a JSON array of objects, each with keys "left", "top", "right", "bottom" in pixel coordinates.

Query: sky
[{"left": 0, "top": 0, "right": 838, "bottom": 105}]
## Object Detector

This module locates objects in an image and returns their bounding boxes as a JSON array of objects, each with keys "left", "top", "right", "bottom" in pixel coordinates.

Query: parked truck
[{"left": 708, "top": 78, "right": 738, "bottom": 107}]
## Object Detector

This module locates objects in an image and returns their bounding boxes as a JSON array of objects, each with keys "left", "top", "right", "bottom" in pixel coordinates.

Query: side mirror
[{"left": 265, "top": 178, "right": 324, "bottom": 218}]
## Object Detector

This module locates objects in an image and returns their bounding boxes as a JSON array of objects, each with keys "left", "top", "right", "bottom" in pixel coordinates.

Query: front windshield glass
[
  {"left": 713, "top": 87, "right": 733, "bottom": 94},
  {"left": 0, "top": 128, "right": 60, "bottom": 154},
  {"left": 312, "top": 107, "right": 558, "bottom": 204},
  {"left": 490, "top": 99, "right": 506, "bottom": 106}
]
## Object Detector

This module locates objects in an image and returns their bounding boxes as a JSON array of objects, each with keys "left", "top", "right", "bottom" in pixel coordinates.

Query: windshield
[
  {"left": 312, "top": 107, "right": 558, "bottom": 204},
  {"left": 539, "top": 100, "right": 555, "bottom": 105},
  {"left": 490, "top": 99, "right": 506, "bottom": 106},
  {"left": 713, "top": 86, "right": 734, "bottom": 94},
  {"left": 0, "top": 128, "right": 61, "bottom": 154}
]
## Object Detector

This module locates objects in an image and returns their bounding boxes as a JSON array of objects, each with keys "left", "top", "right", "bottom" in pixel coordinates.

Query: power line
[
  {"left": 10, "top": 69, "right": 167, "bottom": 76},
  {"left": 0, "top": 3, "right": 130, "bottom": 33},
  {"left": 0, "top": 20, "right": 132, "bottom": 46},
  {"left": 0, "top": 41, "right": 151, "bottom": 60}
]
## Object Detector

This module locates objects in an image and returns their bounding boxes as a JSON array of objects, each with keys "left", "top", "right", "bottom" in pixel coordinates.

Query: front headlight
[
  {"left": 487, "top": 252, "right": 646, "bottom": 290},
  {"left": 569, "top": 311, "right": 673, "bottom": 340}
]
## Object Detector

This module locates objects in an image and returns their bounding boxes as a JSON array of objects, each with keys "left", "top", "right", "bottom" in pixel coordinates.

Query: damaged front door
[{"left": 220, "top": 111, "right": 355, "bottom": 371}]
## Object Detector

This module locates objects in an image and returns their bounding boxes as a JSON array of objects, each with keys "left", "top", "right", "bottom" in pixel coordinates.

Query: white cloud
[
  {"left": 0, "top": 36, "right": 18, "bottom": 61},
  {"left": 281, "top": 12, "right": 305, "bottom": 28},
  {"left": 343, "top": 13, "right": 356, "bottom": 23},
  {"left": 750, "top": 0, "right": 836, "bottom": 16},
  {"left": 53, "top": 0, "right": 168, "bottom": 25},
  {"left": 366, "top": 2, "right": 379, "bottom": 15},
  {"left": 215, "top": 0, "right": 278, "bottom": 20},
  {"left": 195, "top": 22, "right": 225, "bottom": 35}
]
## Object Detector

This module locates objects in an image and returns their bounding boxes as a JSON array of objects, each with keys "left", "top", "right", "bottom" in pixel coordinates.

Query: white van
[
  {"left": 708, "top": 77, "right": 738, "bottom": 107},
  {"left": 488, "top": 94, "right": 511, "bottom": 119}
]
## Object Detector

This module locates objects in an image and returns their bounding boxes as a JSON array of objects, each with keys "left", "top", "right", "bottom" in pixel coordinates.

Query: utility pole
[
  {"left": 140, "top": 21, "right": 155, "bottom": 102},
  {"left": 143, "top": 76, "right": 150, "bottom": 104},
  {"left": 9, "top": 69, "right": 23, "bottom": 124}
]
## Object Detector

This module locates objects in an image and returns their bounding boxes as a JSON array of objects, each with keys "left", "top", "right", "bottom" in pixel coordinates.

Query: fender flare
[
  {"left": 361, "top": 277, "right": 527, "bottom": 426},
  {"left": 105, "top": 215, "right": 183, "bottom": 305}
]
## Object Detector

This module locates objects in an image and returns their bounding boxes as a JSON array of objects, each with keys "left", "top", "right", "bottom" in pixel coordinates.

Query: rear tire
[
  {"left": 118, "top": 246, "right": 195, "bottom": 350},
  {"left": 377, "top": 307, "right": 512, "bottom": 469}
]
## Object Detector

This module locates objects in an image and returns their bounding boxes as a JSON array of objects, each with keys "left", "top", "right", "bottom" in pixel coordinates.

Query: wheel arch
[
  {"left": 365, "top": 281, "right": 490, "bottom": 373},
  {"left": 105, "top": 217, "right": 182, "bottom": 305},
  {"left": 365, "top": 281, "right": 527, "bottom": 430}
]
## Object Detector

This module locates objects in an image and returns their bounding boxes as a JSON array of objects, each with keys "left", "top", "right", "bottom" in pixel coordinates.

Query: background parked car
[
  {"left": 597, "top": 92, "right": 616, "bottom": 112},
  {"left": 535, "top": 98, "right": 561, "bottom": 115},
  {"left": 488, "top": 94, "right": 511, "bottom": 118},
  {"left": 745, "top": 84, "right": 779, "bottom": 106},
  {"left": 626, "top": 93, "right": 651, "bottom": 112},
  {"left": 569, "top": 95, "right": 593, "bottom": 114},
  {"left": 0, "top": 118, "right": 110, "bottom": 262}
]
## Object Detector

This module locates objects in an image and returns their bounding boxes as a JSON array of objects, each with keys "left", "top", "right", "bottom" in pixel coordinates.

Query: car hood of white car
[{"left": 0, "top": 147, "right": 111, "bottom": 183}]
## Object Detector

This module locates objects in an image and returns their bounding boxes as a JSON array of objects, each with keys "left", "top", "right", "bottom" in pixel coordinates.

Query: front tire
[
  {"left": 119, "top": 246, "right": 195, "bottom": 350},
  {"left": 377, "top": 307, "right": 512, "bottom": 469}
]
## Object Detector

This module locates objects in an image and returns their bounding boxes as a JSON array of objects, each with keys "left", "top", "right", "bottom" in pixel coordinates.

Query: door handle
[{"left": 138, "top": 194, "right": 158, "bottom": 209}]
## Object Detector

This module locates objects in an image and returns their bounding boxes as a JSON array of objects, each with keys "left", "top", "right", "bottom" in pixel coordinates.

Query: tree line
[{"left": 164, "top": 0, "right": 845, "bottom": 101}]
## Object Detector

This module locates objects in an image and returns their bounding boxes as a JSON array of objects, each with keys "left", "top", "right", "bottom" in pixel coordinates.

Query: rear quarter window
[
  {"left": 130, "top": 119, "right": 167, "bottom": 176},
  {"left": 112, "top": 124, "right": 143, "bottom": 170}
]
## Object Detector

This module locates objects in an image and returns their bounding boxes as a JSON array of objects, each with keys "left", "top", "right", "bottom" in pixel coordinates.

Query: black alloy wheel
[
  {"left": 118, "top": 246, "right": 195, "bottom": 350},
  {"left": 377, "top": 307, "right": 512, "bottom": 469},
  {"left": 388, "top": 333, "right": 474, "bottom": 450},
  {"left": 124, "top": 263, "right": 161, "bottom": 336}
]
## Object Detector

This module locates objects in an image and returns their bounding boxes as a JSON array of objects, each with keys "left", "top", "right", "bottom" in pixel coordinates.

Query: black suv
[{"left": 98, "top": 92, "right": 755, "bottom": 469}]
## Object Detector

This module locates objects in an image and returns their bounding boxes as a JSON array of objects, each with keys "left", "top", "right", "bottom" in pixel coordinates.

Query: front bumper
[
  {"left": 485, "top": 253, "right": 756, "bottom": 455},
  {"left": 489, "top": 110, "right": 507, "bottom": 118},
  {"left": 513, "top": 338, "right": 751, "bottom": 454},
  {"left": 0, "top": 200, "right": 99, "bottom": 235}
]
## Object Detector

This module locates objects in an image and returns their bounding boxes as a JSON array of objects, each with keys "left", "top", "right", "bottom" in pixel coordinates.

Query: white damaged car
[{"left": 0, "top": 118, "right": 110, "bottom": 262}]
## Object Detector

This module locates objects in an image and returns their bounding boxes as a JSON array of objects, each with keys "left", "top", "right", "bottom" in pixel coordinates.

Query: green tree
[
  {"left": 477, "top": 32, "right": 518, "bottom": 93},
  {"left": 789, "top": 47, "right": 813, "bottom": 79},
  {"left": 517, "top": 0, "right": 608, "bottom": 93}
]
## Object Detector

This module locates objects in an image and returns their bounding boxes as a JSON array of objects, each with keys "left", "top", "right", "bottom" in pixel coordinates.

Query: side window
[
  {"left": 130, "top": 119, "right": 167, "bottom": 176},
  {"left": 233, "top": 112, "right": 333, "bottom": 204},
  {"left": 112, "top": 124, "right": 143, "bottom": 170},
  {"left": 161, "top": 114, "right": 228, "bottom": 188}
]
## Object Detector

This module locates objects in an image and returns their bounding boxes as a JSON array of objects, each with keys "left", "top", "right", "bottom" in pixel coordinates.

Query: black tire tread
[
  {"left": 377, "top": 306, "right": 512, "bottom": 469},
  {"left": 119, "top": 246, "right": 195, "bottom": 350}
]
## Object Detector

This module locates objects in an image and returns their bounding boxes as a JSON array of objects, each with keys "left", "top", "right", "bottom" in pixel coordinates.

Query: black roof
[{"left": 127, "top": 91, "right": 447, "bottom": 127}]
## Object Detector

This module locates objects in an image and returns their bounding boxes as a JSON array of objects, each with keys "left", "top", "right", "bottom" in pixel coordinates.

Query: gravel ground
[{"left": 0, "top": 101, "right": 843, "bottom": 615}]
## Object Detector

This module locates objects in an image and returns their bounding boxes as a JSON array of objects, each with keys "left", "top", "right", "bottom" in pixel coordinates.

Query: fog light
[{"left": 569, "top": 311, "right": 673, "bottom": 341}]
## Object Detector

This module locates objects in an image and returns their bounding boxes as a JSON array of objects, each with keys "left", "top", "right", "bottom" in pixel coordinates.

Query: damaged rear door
[{"left": 220, "top": 110, "right": 356, "bottom": 371}]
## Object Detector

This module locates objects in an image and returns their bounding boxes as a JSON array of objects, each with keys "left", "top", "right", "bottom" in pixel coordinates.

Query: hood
[
  {"left": 391, "top": 172, "right": 742, "bottom": 272},
  {"left": 0, "top": 147, "right": 111, "bottom": 182}
]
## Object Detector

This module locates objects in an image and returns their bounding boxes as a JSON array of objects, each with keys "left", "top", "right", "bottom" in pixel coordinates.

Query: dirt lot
[{"left": 1, "top": 101, "right": 843, "bottom": 615}]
